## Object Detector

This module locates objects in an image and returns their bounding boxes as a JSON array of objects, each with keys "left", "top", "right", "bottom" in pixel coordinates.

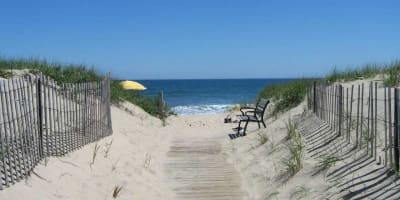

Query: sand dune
[
  {"left": 0, "top": 102, "right": 173, "bottom": 200},
  {"left": 2, "top": 83, "right": 398, "bottom": 199}
]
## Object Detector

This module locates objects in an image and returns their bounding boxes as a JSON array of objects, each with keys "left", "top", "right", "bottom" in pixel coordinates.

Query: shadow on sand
[{"left": 297, "top": 112, "right": 400, "bottom": 200}]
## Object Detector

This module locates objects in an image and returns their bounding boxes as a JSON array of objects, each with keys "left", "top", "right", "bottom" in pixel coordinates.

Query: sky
[{"left": 0, "top": 0, "right": 399, "bottom": 79}]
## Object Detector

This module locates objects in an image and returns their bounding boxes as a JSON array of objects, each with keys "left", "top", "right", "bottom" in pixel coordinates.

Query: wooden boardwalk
[{"left": 165, "top": 137, "right": 245, "bottom": 200}]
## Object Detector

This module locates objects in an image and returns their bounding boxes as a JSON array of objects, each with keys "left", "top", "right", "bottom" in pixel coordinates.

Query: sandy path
[{"left": 164, "top": 119, "right": 245, "bottom": 200}]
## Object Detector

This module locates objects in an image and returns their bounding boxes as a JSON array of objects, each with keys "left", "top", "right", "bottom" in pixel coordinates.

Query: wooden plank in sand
[{"left": 165, "top": 139, "right": 245, "bottom": 200}]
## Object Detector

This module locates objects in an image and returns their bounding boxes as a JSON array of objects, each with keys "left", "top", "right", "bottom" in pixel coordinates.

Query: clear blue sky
[{"left": 0, "top": 0, "right": 399, "bottom": 79}]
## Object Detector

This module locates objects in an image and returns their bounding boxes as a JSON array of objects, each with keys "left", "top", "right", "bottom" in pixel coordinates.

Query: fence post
[
  {"left": 159, "top": 90, "right": 166, "bottom": 126},
  {"left": 394, "top": 88, "right": 400, "bottom": 171},
  {"left": 37, "top": 76, "right": 44, "bottom": 158},
  {"left": 313, "top": 81, "right": 317, "bottom": 113},
  {"left": 107, "top": 73, "right": 112, "bottom": 134},
  {"left": 84, "top": 83, "right": 87, "bottom": 137},
  {"left": 338, "top": 85, "right": 343, "bottom": 136}
]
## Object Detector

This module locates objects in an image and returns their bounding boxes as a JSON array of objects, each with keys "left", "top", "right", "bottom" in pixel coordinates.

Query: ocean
[{"left": 139, "top": 79, "right": 294, "bottom": 115}]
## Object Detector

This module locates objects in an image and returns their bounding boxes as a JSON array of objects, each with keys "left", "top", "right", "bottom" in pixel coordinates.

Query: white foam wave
[{"left": 172, "top": 104, "right": 234, "bottom": 115}]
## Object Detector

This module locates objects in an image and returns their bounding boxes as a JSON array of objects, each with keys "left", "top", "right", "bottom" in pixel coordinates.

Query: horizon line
[{"left": 115, "top": 77, "right": 322, "bottom": 81}]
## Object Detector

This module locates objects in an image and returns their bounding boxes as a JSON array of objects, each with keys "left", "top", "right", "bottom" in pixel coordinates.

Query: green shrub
[
  {"left": 0, "top": 58, "right": 101, "bottom": 83},
  {"left": 0, "top": 57, "right": 171, "bottom": 119},
  {"left": 110, "top": 80, "right": 173, "bottom": 118},
  {"left": 0, "top": 69, "right": 13, "bottom": 78},
  {"left": 259, "top": 79, "right": 311, "bottom": 115},
  {"left": 383, "top": 62, "right": 400, "bottom": 87}
]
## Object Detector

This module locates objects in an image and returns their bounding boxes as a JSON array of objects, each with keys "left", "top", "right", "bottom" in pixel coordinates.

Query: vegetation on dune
[
  {"left": 0, "top": 57, "right": 172, "bottom": 119},
  {"left": 111, "top": 81, "right": 174, "bottom": 118},
  {"left": 0, "top": 69, "right": 13, "bottom": 78},
  {"left": 283, "top": 118, "right": 304, "bottom": 177},
  {"left": 259, "top": 79, "right": 312, "bottom": 115},
  {"left": 258, "top": 60, "right": 400, "bottom": 116},
  {"left": 285, "top": 117, "right": 298, "bottom": 140},
  {"left": 0, "top": 58, "right": 101, "bottom": 82},
  {"left": 315, "top": 154, "right": 341, "bottom": 175},
  {"left": 326, "top": 60, "right": 400, "bottom": 86}
]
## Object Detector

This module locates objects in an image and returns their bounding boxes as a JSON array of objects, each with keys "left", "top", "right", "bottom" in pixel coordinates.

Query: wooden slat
[
  {"left": 0, "top": 74, "right": 113, "bottom": 190},
  {"left": 0, "top": 82, "right": 4, "bottom": 189},
  {"left": 27, "top": 76, "right": 39, "bottom": 166},
  {"left": 165, "top": 139, "right": 245, "bottom": 200},
  {"left": 7, "top": 79, "right": 22, "bottom": 180},
  {"left": 20, "top": 78, "right": 35, "bottom": 172},
  {"left": 83, "top": 82, "right": 87, "bottom": 143},
  {"left": 96, "top": 81, "right": 100, "bottom": 139},
  {"left": 78, "top": 83, "right": 83, "bottom": 148},
  {"left": 0, "top": 80, "right": 11, "bottom": 187},
  {"left": 66, "top": 83, "right": 71, "bottom": 152},
  {"left": 62, "top": 82, "right": 68, "bottom": 154},
  {"left": 46, "top": 77, "right": 54, "bottom": 156},
  {"left": 50, "top": 80, "right": 61, "bottom": 156},
  {"left": 78, "top": 82, "right": 84, "bottom": 147},
  {"left": 15, "top": 79, "right": 30, "bottom": 175}
]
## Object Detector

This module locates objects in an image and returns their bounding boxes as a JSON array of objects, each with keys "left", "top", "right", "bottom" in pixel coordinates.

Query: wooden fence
[
  {"left": 0, "top": 74, "right": 112, "bottom": 189},
  {"left": 307, "top": 81, "right": 400, "bottom": 171}
]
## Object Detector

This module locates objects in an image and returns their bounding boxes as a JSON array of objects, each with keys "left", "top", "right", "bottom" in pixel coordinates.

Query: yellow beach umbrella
[{"left": 120, "top": 80, "right": 147, "bottom": 90}]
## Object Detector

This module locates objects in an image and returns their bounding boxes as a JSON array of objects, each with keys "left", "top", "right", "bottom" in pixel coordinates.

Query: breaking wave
[{"left": 172, "top": 104, "right": 234, "bottom": 115}]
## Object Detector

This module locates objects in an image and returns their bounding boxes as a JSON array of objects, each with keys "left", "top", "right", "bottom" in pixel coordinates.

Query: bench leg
[
  {"left": 257, "top": 121, "right": 261, "bottom": 128},
  {"left": 237, "top": 121, "right": 242, "bottom": 135},
  {"left": 243, "top": 121, "right": 249, "bottom": 136},
  {"left": 262, "top": 121, "right": 266, "bottom": 128}
]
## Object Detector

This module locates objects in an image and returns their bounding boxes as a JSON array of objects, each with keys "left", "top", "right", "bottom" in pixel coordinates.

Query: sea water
[{"left": 139, "top": 79, "right": 294, "bottom": 115}]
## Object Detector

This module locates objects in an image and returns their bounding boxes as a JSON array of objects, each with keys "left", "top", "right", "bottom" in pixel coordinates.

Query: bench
[{"left": 234, "top": 98, "right": 270, "bottom": 136}]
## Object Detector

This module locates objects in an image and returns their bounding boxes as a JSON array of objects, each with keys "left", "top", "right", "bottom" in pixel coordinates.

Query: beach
[
  {"left": 1, "top": 1, "right": 399, "bottom": 198},
  {"left": 2, "top": 77, "right": 400, "bottom": 199},
  {"left": 0, "top": 99, "right": 318, "bottom": 200}
]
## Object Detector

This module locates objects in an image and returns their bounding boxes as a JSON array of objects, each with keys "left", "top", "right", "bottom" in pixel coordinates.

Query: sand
[
  {"left": 1, "top": 80, "right": 398, "bottom": 199},
  {"left": 0, "top": 102, "right": 174, "bottom": 200},
  {"left": 0, "top": 99, "right": 326, "bottom": 200}
]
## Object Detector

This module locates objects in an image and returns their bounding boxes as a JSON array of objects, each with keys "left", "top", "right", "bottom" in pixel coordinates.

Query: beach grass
[
  {"left": 259, "top": 79, "right": 311, "bottom": 115},
  {"left": 112, "top": 185, "right": 123, "bottom": 198},
  {"left": 0, "top": 57, "right": 172, "bottom": 118},
  {"left": 285, "top": 117, "right": 297, "bottom": 140},
  {"left": 316, "top": 154, "right": 341, "bottom": 174},
  {"left": 326, "top": 60, "right": 400, "bottom": 86},
  {"left": 283, "top": 130, "right": 304, "bottom": 177},
  {"left": 0, "top": 69, "right": 13, "bottom": 78},
  {"left": 258, "top": 60, "right": 400, "bottom": 116}
]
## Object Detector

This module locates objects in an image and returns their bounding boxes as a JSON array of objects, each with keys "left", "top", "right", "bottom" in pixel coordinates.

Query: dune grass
[
  {"left": 326, "top": 60, "right": 400, "bottom": 86},
  {"left": 283, "top": 129, "right": 304, "bottom": 177},
  {"left": 112, "top": 185, "right": 123, "bottom": 199},
  {"left": 0, "top": 57, "right": 172, "bottom": 118},
  {"left": 285, "top": 117, "right": 298, "bottom": 140},
  {"left": 0, "top": 69, "right": 13, "bottom": 78},
  {"left": 259, "top": 79, "right": 312, "bottom": 115},
  {"left": 316, "top": 154, "right": 342, "bottom": 174},
  {"left": 0, "top": 58, "right": 101, "bottom": 82},
  {"left": 258, "top": 60, "right": 400, "bottom": 116}
]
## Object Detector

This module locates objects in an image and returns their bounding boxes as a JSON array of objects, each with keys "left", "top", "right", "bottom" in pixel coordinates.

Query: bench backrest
[{"left": 255, "top": 98, "right": 270, "bottom": 120}]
